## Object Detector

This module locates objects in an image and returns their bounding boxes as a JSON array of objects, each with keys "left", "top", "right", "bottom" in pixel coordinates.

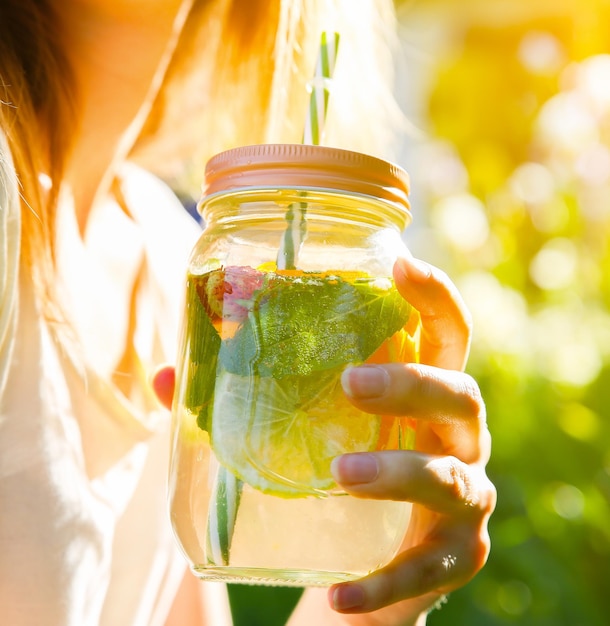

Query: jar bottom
[
  {"left": 191, "top": 566, "right": 359, "bottom": 587},
  {"left": 173, "top": 490, "right": 412, "bottom": 588}
]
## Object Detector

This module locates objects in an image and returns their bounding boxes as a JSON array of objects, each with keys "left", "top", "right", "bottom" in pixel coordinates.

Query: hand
[{"left": 308, "top": 255, "right": 495, "bottom": 624}]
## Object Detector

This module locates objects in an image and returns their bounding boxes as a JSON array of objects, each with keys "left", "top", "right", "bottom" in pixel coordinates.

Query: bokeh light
[
  {"left": 529, "top": 237, "right": 578, "bottom": 291},
  {"left": 552, "top": 483, "right": 585, "bottom": 520},
  {"left": 497, "top": 580, "right": 533, "bottom": 616},
  {"left": 432, "top": 193, "right": 490, "bottom": 251}
]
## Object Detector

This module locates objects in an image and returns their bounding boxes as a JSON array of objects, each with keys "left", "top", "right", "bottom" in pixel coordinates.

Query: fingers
[
  {"left": 328, "top": 422, "right": 496, "bottom": 616},
  {"left": 342, "top": 363, "right": 488, "bottom": 463},
  {"left": 331, "top": 451, "right": 496, "bottom": 515},
  {"left": 394, "top": 255, "right": 472, "bottom": 371},
  {"left": 151, "top": 365, "right": 176, "bottom": 409},
  {"left": 342, "top": 363, "right": 483, "bottom": 424},
  {"left": 329, "top": 450, "right": 495, "bottom": 614},
  {"left": 329, "top": 519, "right": 492, "bottom": 614}
]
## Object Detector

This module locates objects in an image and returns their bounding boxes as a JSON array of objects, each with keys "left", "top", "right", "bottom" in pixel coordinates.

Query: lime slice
[{"left": 209, "top": 369, "right": 381, "bottom": 497}]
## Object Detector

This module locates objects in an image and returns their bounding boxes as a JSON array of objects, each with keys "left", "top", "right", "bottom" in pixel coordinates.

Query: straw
[
  {"left": 303, "top": 31, "right": 340, "bottom": 146},
  {"left": 277, "top": 31, "right": 340, "bottom": 270},
  {"left": 206, "top": 466, "right": 244, "bottom": 566},
  {"left": 206, "top": 31, "right": 341, "bottom": 568}
]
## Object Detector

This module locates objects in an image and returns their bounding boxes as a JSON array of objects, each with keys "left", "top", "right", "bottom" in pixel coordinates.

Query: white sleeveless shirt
[{"left": 0, "top": 137, "right": 230, "bottom": 625}]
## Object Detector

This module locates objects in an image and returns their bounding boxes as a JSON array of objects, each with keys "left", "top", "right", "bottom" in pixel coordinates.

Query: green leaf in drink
[
  {"left": 183, "top": 274, "right": 221, "bottom": 431},
  {"left": 219, "top": 271, "right": 412, "bottom": 378}
]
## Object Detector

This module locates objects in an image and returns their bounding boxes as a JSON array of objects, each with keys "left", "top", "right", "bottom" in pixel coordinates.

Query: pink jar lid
[{"left": 201, "top": 144, "right": 410, "bottom": 216}]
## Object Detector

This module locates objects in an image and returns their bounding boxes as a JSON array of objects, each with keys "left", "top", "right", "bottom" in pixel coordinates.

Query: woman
[{"left": 0, "top": 0, "right": 495, "bottom": 624}]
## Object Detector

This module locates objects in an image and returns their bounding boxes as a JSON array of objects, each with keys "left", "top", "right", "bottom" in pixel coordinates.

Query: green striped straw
[
  {"left": 206, "top": 31, "right": 341, "bottom": 568},
  {"left": 303, "top": 31, "right": 340, "bottom": 146},
  {"left": 277, "top": 31, "right": 340, "bottom": 270},
  {"left": 206, "top": 466, "right": 244, "bottom": 566}
]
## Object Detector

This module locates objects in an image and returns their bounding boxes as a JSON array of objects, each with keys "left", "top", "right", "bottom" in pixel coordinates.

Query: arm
[{"left": 287, "top": 255, "right": 495, "bottom": 625}]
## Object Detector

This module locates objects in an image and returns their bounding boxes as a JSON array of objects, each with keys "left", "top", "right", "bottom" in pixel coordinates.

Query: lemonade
[{"left": 169, "top": 264, "right": 420, "bottom": 585}]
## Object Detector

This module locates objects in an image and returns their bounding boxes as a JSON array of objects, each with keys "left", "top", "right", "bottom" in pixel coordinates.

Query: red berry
[{"left": 201, "top": 266, "right": 265, "bottom": 322}]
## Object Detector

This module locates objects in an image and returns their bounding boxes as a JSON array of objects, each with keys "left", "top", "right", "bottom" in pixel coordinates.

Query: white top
[{"left": 0, "top": 134, "right": 231, "bottom": 625}]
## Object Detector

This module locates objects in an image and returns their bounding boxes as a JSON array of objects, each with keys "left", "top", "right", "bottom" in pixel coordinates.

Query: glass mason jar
[{"left": 169, "top": 144, "right": 421, "bottom": 587}]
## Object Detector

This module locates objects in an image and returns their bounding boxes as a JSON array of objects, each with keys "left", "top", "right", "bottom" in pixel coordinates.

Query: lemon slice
[{"left": 209, "top": 369, "right": 381, "bottom": 498}]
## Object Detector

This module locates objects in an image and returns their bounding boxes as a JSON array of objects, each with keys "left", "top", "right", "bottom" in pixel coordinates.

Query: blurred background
[
  {"left": 230, "top": 0, "right": 610, "bottom": 623},
  {"left": 395, "top": 0, "right": 610, "bottom": 624}
]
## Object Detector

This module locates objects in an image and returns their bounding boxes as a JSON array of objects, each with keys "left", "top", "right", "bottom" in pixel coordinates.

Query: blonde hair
[{"left": 1, "top": 0, "right": 404, "bottom": 308}]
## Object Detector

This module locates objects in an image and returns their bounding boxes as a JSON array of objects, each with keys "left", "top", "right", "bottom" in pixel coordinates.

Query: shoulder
[{"left": 0, "top": 130, "right": 21, "bottom": 397}]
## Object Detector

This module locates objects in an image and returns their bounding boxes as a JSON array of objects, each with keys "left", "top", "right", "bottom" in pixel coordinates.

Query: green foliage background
[{"left": 230, "top": 0, "right": 610, "bottom": 623}]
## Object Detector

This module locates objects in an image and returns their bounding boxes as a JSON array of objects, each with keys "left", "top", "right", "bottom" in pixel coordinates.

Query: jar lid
[{"left": 201, "top": 144, "right": 410, "bottom": 215}]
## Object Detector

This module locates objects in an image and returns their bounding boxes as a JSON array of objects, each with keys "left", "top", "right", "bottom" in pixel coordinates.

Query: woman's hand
[{"left": 292, "top": 255, "right": 495, "bottom": 625}]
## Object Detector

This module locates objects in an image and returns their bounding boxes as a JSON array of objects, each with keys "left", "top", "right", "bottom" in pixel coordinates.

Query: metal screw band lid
[{"left": 201, "top": 144, "right": 411, "bottom": 216}]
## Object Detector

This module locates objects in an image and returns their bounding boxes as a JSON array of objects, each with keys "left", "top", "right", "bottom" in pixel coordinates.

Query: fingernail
[
  {"left": 331, "top": 453, "right": 379, "bottom": 485},
  {"left": 341, "top": 365, "right": 389, "bottom": 399},
  {"left": 330, "top": 585, "right": 365, "bottom": 611},
  {"left": 396, "top": 255, "right": 431, "bottom": 282}
]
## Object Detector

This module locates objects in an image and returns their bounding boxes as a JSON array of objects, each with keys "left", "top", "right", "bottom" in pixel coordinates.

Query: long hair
[{"left": 0, "top": 0, "right": 78, "bottom": 315}]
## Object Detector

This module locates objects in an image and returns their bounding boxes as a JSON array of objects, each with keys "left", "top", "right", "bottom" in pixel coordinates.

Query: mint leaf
[
  {"left": 219, "top": 274, "right": 411, "bottom": 378},
  {"left": 183, "top": 275, "right": 221, "bottom": 430}
]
